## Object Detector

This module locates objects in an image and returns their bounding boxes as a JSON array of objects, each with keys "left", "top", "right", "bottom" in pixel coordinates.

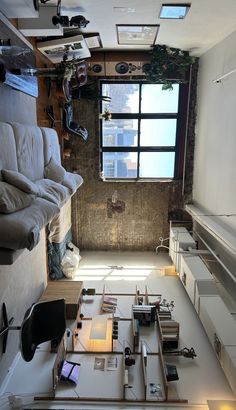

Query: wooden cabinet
[{"left": 40, "top": 281, "right": 83, "bottom": 319}]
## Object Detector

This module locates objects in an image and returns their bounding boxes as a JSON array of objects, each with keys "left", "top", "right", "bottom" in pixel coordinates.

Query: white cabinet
[
  {"left": 169, "top": 227, "right": 196, "bottom": 272},
  {"left": 195, "top": 280, "right": 218, "bottom": 314},
  {"left": 199, "top": 296, "right": 236, "bottom": 394},
  {"left": 199, "top": 296, "right": 236, "bottom": 350},
  {"left": 221, "top": 345, "right": 236, "bottom": 394},
  {"left": 0, "top": 0, "right": 38, "bottom": 18},
  {"left": 18, "top": 6, "right": 63, "bottom": 37},
  {"left": 179, "top": 255, "right": 215, "bottom": 307}
]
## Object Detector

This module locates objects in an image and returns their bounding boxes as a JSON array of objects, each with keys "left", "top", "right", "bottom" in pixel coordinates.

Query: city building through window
[{"left": 100, "top": 81, "right": 188, "bottom": 180}]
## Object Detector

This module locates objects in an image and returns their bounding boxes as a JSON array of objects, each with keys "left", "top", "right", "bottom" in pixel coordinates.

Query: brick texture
[{"left": 63, "top": 70, "right": 198, "bottom": 250}]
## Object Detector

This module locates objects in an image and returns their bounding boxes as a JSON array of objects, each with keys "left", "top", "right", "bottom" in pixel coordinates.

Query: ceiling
[{"left": 59, "top": 0, "right": 236, "bottom": 56}]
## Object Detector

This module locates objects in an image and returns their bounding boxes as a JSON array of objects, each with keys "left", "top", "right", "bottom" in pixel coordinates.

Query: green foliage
[{"left": 143, "top": 44, "right": 197, "bottom": 90}]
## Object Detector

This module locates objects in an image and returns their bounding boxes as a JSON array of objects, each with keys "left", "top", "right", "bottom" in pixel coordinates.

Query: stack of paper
[{"left": 101, "top": 295, "right": 117, "bottom": 312}]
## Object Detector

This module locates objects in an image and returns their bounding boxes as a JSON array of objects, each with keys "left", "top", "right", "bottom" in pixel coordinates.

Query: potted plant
[
  {"left": 101, "top": 108, "right": 112, "bottom": 121},
  {"left": 143, "top": 44, "right": 197, "bottom": 90}
]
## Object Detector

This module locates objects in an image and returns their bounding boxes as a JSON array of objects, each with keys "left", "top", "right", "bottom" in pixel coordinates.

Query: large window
[{"left": 100, "top": 81, "right": 188, "bottom": 180}]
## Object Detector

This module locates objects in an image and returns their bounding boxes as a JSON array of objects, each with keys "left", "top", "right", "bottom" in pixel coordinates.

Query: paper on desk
[{"left": 107, "top": 356, "right": 118, "bottom": 371}]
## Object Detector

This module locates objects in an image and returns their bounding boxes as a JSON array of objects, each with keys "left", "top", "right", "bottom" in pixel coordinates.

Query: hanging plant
[{"left": 143, "top": 44, "right": 197, "bottom": 90}]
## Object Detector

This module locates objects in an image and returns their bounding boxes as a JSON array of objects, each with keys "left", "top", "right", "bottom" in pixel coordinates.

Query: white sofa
[{"left": 0, "top": 121, "right": 83, "bottom": 265}]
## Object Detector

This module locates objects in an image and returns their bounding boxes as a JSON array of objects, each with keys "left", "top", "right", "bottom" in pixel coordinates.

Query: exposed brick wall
[
  {"left": 183, "top": 61, "right": 199, "bottom": 203},
  {"left": 63, "top": 69, "right": 198, "bottom": 250}
]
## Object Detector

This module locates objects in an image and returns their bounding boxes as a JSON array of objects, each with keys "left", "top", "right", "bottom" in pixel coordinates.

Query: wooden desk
[{"left": 40, "top": 281, "right": 83, "bottom": 319}]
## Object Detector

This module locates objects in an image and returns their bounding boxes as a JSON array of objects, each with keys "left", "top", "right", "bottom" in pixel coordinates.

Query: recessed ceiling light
[{"left": 159, "top": 3, "right": 191, "bottom": 19}]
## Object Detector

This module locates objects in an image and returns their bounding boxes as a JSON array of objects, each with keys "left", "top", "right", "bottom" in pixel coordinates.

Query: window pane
[
  {"left": 140, "top": 152, "right": 175, "bottom": 178},
  {"left": 102, "top": 83, "right": 139, "bottom": 113},
  {"left": 102, "top": 119, "right": 138, "bottom": 147},
  {"left": 140, "top": 119, "right": 177, "bottom": 146},
  {"left": 141, "top": 84, "right": 179, "bottom": 113},
  {"left": 103, "top": 152, "right": 137, "bottom": 178}
]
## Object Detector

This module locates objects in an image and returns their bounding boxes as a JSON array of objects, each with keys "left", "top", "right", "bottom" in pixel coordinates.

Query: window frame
[{"left": 99, "top": 79, "right": 189, "bottom": 181}]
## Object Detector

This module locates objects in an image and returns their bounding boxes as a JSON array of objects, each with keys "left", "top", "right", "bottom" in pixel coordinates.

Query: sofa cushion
[
  {"left": 0, "top": 122, "right": 18, "bottom": 172},
  {"left": 1, "top": 169, "right": 39, "bottom": 195},
  {"left": 36, "top": 179, "right": 70, "bottom": 207},
  {"left": 11, "top": 122, "right": 44, "bottom": 181},
  {"left": 0, "top": 181, "right": 35, "bottom": 214},
  {"left": 62, "top": 172, "right": 83, "bottom": 194},
  {"left": 40, "top": 127, "right": 61, "bottom": 165},
  {"left": 44, "top": 157, "right": 66, "bottom": 183},
  {"left": 0, "top": 197, "right": 59, "bottom": 251}
]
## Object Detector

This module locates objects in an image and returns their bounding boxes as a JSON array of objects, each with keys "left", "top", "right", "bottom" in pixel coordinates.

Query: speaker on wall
[
  {"left": 87, "top": 61, "right": 106, "bottom": 76},
  {"left": 88, "top": 60, "right": 150, "bottom": 77},
  {"left": 105, "top": 61, "right": 150, "bottom": 76}
]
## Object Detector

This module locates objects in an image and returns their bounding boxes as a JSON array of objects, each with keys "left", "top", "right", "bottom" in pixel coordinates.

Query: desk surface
[{"left": 40, "top": 280, "right": 83, "bottom": 304}]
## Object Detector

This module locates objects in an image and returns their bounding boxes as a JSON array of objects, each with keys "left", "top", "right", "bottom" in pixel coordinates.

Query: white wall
[
  {"left": 59, "top": 0, "right": 236, "bottom": 56},
  {"left": 192, "top": 29, "right": 236, "bottom": 296},
  {"left": 193, "top": 29, "right": 236, "bottom": 232}
]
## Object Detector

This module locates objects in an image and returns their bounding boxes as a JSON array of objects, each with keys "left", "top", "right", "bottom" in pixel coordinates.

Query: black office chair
[
  {"left": 0, "top": 299, "right": 66, "bottom": 362},
  {"left": 63, "top": 103, "right": 89, "bottom": 141}
]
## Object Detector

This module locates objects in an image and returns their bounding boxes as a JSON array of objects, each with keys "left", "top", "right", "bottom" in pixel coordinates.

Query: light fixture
[
  {"left": 159, "top": 4, "right": 191, "bottom": 19},
  {"left": 89, "top": 315, "right": 107, "bottom": 340},
  {"left": 207, "top": 400, "right": 236, "bottom": 410}
]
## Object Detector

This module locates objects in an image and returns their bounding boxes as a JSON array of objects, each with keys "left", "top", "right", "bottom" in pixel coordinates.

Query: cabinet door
[{"left": 221, "top": 346, "right": 236, "bottom": 394}]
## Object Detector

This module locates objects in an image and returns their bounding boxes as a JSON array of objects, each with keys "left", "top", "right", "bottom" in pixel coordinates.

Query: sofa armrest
[{"left": 62, "top": 172, "right": 83, "bottom": 195}]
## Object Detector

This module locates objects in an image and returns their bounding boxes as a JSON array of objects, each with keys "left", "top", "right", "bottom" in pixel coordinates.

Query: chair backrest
[
  {"left": 20, "top": 299, "right": 66, "bottom": 362},
  {"left": 63, "top": 103, "right": 89, "bottom": 141}
]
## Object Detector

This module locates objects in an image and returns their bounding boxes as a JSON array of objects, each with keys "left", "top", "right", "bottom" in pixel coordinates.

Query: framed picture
[
  {"left": 37, "top": 34, "right": 91, "bottom": 64},
  {"left": 84, "top": 33, "right": 103, "bottom": 50},
  {"left": 159, "top": 4, "right": 191, "bottom": 19},
  {"left": 116, "top": 24, "right": 159, "bottom": 46}
]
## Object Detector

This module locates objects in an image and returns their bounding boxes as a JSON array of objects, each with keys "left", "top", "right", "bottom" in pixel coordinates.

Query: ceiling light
[
  {"left": 207, "top": 400, "right": 236, "bottom": 410},
  {"left": 113, "top": 7, "right": 136, "bottom": 13},
  {"left": 159, "top": 4, "right": 191, "bottom": 19}
]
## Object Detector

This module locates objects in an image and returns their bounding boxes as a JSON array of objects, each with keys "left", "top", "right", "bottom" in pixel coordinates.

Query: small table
[{"left": 40, "top": 281, "right": 83, "bottom": 319}]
